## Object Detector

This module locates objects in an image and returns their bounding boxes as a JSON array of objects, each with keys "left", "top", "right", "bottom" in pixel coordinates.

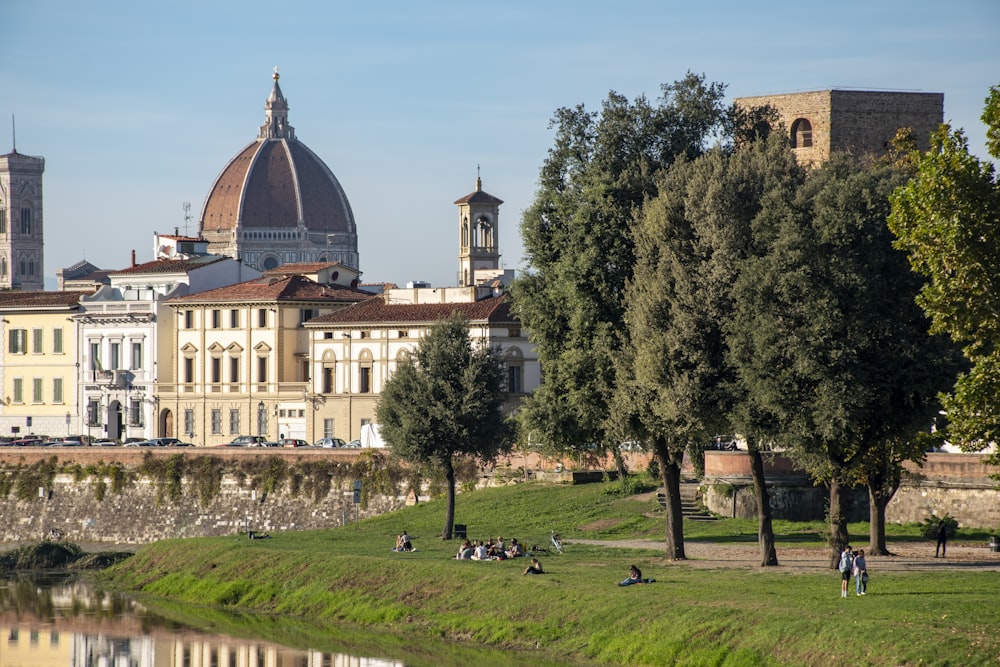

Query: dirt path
[{"left": 565, "top": 539, "right": 1000, "bottom": 572}]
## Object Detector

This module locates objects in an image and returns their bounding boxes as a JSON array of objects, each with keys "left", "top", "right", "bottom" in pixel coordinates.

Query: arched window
[{"left": 791, "top": 118, "right": 813, "bottom": 148}]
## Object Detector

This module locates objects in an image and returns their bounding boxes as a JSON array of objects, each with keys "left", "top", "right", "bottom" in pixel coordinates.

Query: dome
[{"left": 199, "top": 69, "right": 359, "bottom": 271}]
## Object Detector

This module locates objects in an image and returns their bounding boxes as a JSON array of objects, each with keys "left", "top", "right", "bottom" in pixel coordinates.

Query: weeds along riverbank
[{"left": 99, "top": 480, "right": 1000, "bottom": 666}]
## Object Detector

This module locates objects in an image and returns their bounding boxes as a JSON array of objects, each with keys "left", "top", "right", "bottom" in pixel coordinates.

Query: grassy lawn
[{"left": 102, "top": 478, "right": 1000, "bottom": 666}]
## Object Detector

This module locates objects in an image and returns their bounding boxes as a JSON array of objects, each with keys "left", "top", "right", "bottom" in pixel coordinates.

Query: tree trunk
[
  {"left": 828, "top": 477, "right": 850, "bottom": 568},
  {"left": 442, "top": 457, "right": 456, "bottom": 540},
  {"left": 867, "top": 483, "right": 896, "bottom": 556},
  {"left": 611, "top": 445, "right": 628, "bottom": 479},
  {"left": 747, "top": 443, "right": 778, "bottom": 566},
  {"left": 654, "top": 437, "right": 686, "bottom": 560}
]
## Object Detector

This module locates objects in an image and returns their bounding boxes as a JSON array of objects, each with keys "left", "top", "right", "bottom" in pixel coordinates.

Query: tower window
[
  {"left": 20, "top": 208, "right": 31, "bottom": 234},
  {"left": 790, "top": 118, "right": 813, "bottom": 148}
]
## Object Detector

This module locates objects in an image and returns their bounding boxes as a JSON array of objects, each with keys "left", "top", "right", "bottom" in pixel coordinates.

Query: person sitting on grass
[
  {"left": 506, "top": 538, "right": 525, "bottom": 558},
  {"left": 523, "top": 558, "right": 544, "bottom": 575},
  {"left": 472, "top": 540, "right": 490, "bottom": 560},
  {"left": 393, "top": 531, "right": 414, "bottom": 552},
  {"left": 455, "top": 540, "right": 474, "bottom": 560},
  {"left": 618, "top": 564, "right": 654, "bottom": 586}
]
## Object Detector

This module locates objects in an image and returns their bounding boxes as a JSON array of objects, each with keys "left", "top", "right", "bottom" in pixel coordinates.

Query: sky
[{"left": 2, "top": 1, "right": 998, "bottom": 289}]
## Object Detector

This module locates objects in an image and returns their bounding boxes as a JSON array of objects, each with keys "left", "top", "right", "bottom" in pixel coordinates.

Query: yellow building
[{"left": 0, "top": 291, "right": 86, "bottom": 440}]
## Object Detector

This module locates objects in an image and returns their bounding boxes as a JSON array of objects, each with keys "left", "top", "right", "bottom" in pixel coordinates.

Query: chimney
[{"left": 131, "top": 249, "right": 136, "bottom": 267}]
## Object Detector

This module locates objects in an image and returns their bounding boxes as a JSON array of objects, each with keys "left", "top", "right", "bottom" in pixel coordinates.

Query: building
[
  {"left": 157, "top": 265, "right": 369, "bottom": 445},
  {"left": 75, "top": 236, "right": 261, "bottom": 442},
  {"left": 199, "top": 69, "right": 359, "bottom": 272},
  {"left": 303, "top": 285, "right": 539, "bottom": 443},
  {"left": 0, "top": 146, "right": 45, "bottom": 290},
  {"left": 456, "top": 175, "right": 511, "bottom": 287},
  {"left": 734, "top": 89, "right": 944, "bottom": 166},
  {"left": 0, "top": 291, "right": 88, "bottom": 439}
]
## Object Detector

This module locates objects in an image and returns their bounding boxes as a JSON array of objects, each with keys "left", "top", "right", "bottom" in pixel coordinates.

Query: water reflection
[{"left": 1, "top": 575, "right": 401, "bottom": 666}]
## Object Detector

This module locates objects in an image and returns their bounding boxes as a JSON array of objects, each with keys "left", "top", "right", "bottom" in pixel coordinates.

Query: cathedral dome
[{"left": 199, "top": 70, "right": 359, "bottom": 271}]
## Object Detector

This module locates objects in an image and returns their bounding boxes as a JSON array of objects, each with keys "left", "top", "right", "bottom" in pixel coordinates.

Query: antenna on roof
[
  {"left": 182, "top": 202, "right": 192, "bottom": 236},
  {"left": 10, "top": 114, "right": 16, "bottom": 153}
]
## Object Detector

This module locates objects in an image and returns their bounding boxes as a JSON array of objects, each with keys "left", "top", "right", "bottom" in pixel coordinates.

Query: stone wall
[{"left": 701, "top": 451, "right": 999, "bottom": 529}]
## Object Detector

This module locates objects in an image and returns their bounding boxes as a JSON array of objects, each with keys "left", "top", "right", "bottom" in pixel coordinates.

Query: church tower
[
  {"left": 455, "top": 173, "right": 503, "bottom": 287},
  {"left": 0, "top": 144, "right": 45, "bottom": 291}
]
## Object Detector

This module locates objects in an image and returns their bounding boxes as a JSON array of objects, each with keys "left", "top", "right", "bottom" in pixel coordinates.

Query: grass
[{"left": 100, "top": 478, "right": 1000, "bottom": 666}]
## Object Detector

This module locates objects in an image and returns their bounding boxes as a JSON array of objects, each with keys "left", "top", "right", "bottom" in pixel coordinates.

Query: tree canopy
[
  {"left": 376, "top": 314, "right": 512, "bottom": 539},
  {"left": 888, "top": 84, "right": 1000, "bottom": 457}
]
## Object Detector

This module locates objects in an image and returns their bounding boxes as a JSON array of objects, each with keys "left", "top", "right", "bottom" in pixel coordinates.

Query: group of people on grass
[
  {"left": 838, "top": 545, "right": 868, "bottom": 597},
  {"left": 455, "top": 536, "right": 526, "bottom": 560},
  {"left": 392, "top": 531, "right": 414, "bottom": 552}
]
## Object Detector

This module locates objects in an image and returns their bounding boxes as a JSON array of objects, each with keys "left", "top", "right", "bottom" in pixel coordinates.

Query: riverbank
[{"left": 99, "top": 481, "right": 1000, "bottom": 666}]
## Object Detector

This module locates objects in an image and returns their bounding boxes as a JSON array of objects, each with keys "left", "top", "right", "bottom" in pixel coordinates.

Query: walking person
[
  {"left": 935, "top": 520, "right": 948, "bottom": 558},
  {"left": 838, "top": 545, "right": 854, "bottom": 598},
  {"left": 853, "top": 549, "right": 868, "bottom": 595}
]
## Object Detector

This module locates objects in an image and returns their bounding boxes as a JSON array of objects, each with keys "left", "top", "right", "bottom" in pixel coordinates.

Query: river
[{"left": 0, "top": 574, "right": 565, "bottom": 667}]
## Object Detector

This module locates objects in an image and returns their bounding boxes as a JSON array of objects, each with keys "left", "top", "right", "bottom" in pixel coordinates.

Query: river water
[{"left": 0, "top": 575, "right": 564, "bottom": 667}]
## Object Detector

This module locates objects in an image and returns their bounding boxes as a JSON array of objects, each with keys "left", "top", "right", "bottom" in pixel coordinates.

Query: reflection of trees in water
[{"left": 1, "top": 575, "right": 134, "bottom": 621}]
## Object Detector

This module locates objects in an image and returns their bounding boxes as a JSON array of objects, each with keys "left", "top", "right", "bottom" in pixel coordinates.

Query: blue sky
[{"left": 2, "top": 1, "right": 998, "bottom": 289}]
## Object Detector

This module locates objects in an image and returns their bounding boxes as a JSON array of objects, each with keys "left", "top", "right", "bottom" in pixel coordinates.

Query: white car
[{"left": 313, "top": 437, "right": 347, "bottom": 448}]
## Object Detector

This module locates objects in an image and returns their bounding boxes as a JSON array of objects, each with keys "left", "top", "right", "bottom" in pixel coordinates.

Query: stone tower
[
  {"left": 455, "top": 174, "right": 503, "bottom": 287},
  {"left": 0, "top": 145, "right": 45, "bottom": 291},
  {"left": 734, "top": 89, "right": 944, "bottom": 167}
]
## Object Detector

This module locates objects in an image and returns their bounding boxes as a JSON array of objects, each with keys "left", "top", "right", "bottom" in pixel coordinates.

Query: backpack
[{"left": 839, "top": 552, "right": 852, "bottom": 573}]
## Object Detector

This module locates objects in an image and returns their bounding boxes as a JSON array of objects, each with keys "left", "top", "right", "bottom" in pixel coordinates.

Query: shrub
[{"left": 921, "top": 515, "right": 958, "bottom": 540}]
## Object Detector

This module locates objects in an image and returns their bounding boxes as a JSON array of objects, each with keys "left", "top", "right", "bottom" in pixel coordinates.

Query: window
[
  {"left": 791, "top": 118, "right": 813, "bottom": 148},
  {"left": 230, "top": 309, "right": 239, "bottom": 328},
  {"left": 211, "top": 309, "right": 221, "bottom": 328},
  {"left": 359, "top": 367, "right": 371, "bottom": 394},
  {"left": 211, "top": 409, "right": 222, "bottom": 434},
  {"left": 257, "top": 356, "right": 268, "bottom": 383},
  {"left": 109, "top": 342, "right": 121, "bottom": 370},
  {"left": 20, "top": 207, "right": 31, "bottom": 234},
  {"left": 257, "top": 309, "right": 267, "bottom": 327},
  {"left": 89, "top": 341, "right": 100, "bottom": 370},
  {"left": 52, "top": 378, "right": 63, "bottom": 404},
  {"left": 12, "top": 378, "right": 23, "bottom": 403},
  {"left": 32, "top": 378, "right": 42, "bottom": 403},
  {"left": 299, "top": 308, "right": 318, "bottom": 324},
  {"left": 507, "top": 366, "right": 523, "bottom": 394},
  {"left": 210, "top": 356, "right": 221, "bottom": 383},
  {"left": 87, "top": 399, "right": 100, "bottom": 426},
  {"left": 53, "top": 328, "right": 64, "bottom": 354},
  {"left": 8, "top": 329, "right": 26, "bottom": 354},
  {"left": 229, "top": 409, "right": 240, "bottom": 435},
  {"left": 323, "top": 418, "right": 334, "bottom": 438},
  {"left": 184, "top": 310, "right": 193, "bottom": 328},
  {"left": 509, "top": 328, "right": 521, "bottom": 338},
  {"left": 322, "top": 366, "right": 334, "bottom": 394},
  {"left": 257, "top": 403, "right": 267, "bottom": 436},
  {"left": 183, "top": 409, "right": 195, "bottom": 437},
  {"left": 129, "top": 399, "right": 141, "bottom": 426},
  {"left": 32, "top": 328, "right": 43, "bottom": 353},
  {"left": 229, "top": 356, "right": 240, "bottom": 383},
  {"left": 183, "top": 357, "right": 195, "bottom": 383},
  {"left": 131, "top": 342, "right": 142, "bottom": 369},
  {"left": 0, "top": 208, "right": 6, "bottom": 234}
]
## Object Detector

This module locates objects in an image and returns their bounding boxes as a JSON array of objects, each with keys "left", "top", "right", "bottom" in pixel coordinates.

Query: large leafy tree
[
  {"left": 728, "top": 155, "right": 960, "bottom": 563},
  {"left": 888, "top": 84, "right": 1000, "bottom": 460},
  {"left": 512, "top": 72, "right": 730, "bottom": 481},
  {"left": 376, "top": 314, "right": 512, "bottom": 539}
]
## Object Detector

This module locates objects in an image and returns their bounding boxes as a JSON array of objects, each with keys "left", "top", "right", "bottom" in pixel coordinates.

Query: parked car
[
  {"left": 313, "top": 437, "right": 347, "bottom": 448},
  {"left": 89, "top": 439, "right": 119, "bottom": 446},
  {"left": 280, "top": 438, "right": 309, "bottom": 448},
  {"left": 123, "top": 437, "right": 147, "bottom": 445},
  {"left": 346, "top": 439, "right": 362, "bottom": 448},
  {"left": 12, "top": 437, "right": 45, "bottom": 446},
  {"left": 146, "top": 438, "right": 188, "bottom": 447},
  {"left": 222, "top": 435, "right": 267, "bottom": 447}
]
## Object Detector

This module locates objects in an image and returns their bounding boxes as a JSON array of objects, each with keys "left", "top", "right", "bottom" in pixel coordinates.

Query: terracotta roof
[
  {"left": 200, "top": 139, "right": 355, "bottom": 235},
  {"left": 0, "top": 291, "right": 89, "bottom": 308},
  {"left": 168, "top": 275, "right": 371, "bottom": 304},
  {"left": 109, "top": 255, "right": 227, "bottom": 276},
  {"left": 306, "top": 294, "right": 515, "bottom": 326}
]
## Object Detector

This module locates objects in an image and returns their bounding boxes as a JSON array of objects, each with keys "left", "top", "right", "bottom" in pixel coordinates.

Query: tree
[
  {"left": 728, "top": 155, "right": 960, "bottom": 563},
  {"left": 512, "top": 72, "right": 729, "bottom": 508},
  {"left": 376, "top": 314, "right": 512, "bottom": 539},
  {"left": 888, "top": 84, "right": 1000, "bottom": 460}
]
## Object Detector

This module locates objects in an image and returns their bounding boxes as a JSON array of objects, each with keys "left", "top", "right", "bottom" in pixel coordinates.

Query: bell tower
[
  {"left": 455, "top": 171, "right": 503, "bottom": 287},
  {"left": 0, "top": 138, "right": 45, "bottom": 291}
]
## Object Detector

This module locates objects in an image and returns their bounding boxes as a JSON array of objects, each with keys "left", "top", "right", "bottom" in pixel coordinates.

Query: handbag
[{"left": 861, "top": 572, "right": 869, "bottom": 584}]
